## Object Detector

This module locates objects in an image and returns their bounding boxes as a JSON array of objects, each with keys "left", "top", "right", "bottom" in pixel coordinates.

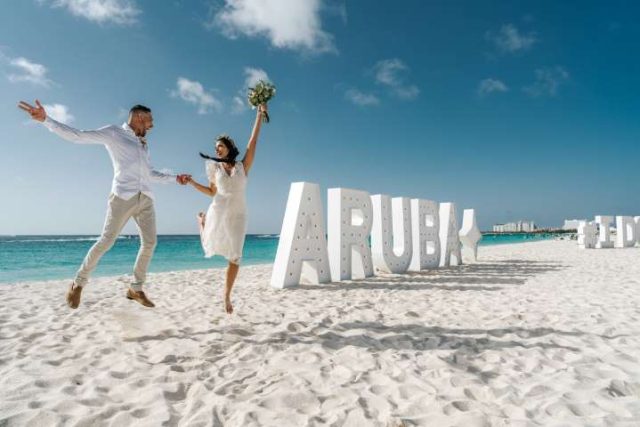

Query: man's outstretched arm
[
  {"left": 18, "top": 99, "right": 113, "bottom": 145},
  {"left": 150, "top": 167, "right": 191, "bottom": 185}
]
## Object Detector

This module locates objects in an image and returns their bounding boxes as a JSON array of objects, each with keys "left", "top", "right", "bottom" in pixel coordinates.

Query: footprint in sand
[
  {"left": 443, "top": 400, "right": 482, "bottom": 414},
  {"left": 225, "top": 328, "right": 252, "bottom": 337},
  {"left": 33, "top": 379, "right": 48, "bottom": 388},
  {"left": 163, "top": 383, "right": 187, "bottom": 401},
  {"left": 607, "top": 380, "right": 640, "bottom": 397},
  {"left": 109, "top": 371, "right": 129, "bottom": 379},
  {"left": 131, "top": 408, "right": 150, "bottom": 418},
  {"left": 286, "top": 321, "right": 308, "bottom": 332}
]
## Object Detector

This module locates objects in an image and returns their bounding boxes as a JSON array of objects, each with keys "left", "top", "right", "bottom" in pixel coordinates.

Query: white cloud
[
  {"left": 49, "top": 0, "right": 140, "bottom": 25},
  {"left": 393, "top": 85, "right": 420, "bottom": 100},
  {"left": 232, "top": 67, "right": 271, "bottom": 114},
  {"left": 44, "top": 104, "right": 74, "bottom": 124},
  {"left": 231, "top": 96, "right": 247, "bottom": 114},
  {"left": 478, "top": 78, "right": 508, "bottom": 96},
  {"left": 7, "top": 57, "right": 52, "bottom": 87},
  {"left": 374, "top": 59, "right": 405, "bottom": 86},
  {"left": 523, "top": 66, "right": 569, "bottom": 97},
  {"left": 212, "top": 0, "right": 336, "bottom": 54},
  {"left": 243, "top": 66, "right": 269, "bottom": 88},
  {"left": 373, "top": 58, "right": 419, "bottom": 100},
  {"left": 345, "top": 89, "right": 379, "bottom": 106},
  {"left": 171, "top": 77, "right": 222, "bottom": 114},
  {"left": 487, "top": 24, "right": 536, "bottom": 53}
]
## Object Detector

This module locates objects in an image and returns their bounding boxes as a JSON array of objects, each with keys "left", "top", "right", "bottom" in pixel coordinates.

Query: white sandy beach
[{"left": 1, "top": 239, "right": 640, "bottom": 426}]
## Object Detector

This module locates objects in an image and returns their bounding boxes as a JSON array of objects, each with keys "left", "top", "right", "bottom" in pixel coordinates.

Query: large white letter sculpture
[
  {"left": 459, "top": 209, "right": 481, "bottom": 261},
  {"left": 577, "top": 221, "right": 597, "bottom": 249},
  {"left": 439, "top": 202, "right": 462, "bottom": 267},
  {"left": 595, "top": 215, "right": 614, "bottom": 249},
  {"left": 371, "top": 195, "right": 413, "bottom": 273},
  {"left": 409, "top": 199, "right": 440, "bottom": 271},
  {"left": 328, "top": 188, "right": 374, "bottom": 281},
  {"left": 615, "top": 216, "right": 636, "bottom": 248},
  {"left": 270, "top": 182, "right": 331, "bottom": 289}
]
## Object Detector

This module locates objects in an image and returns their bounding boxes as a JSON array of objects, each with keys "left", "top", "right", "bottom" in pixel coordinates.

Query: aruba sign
[{"left": 270, "top": 182, "right": 481, "bottom": 288}]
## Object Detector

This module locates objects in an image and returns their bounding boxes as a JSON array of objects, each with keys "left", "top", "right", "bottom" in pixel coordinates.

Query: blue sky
[{"left": 1, "top": 0, "right": 639, "bottom": 234}]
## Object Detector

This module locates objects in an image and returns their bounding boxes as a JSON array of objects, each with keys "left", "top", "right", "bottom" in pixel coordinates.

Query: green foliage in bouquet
[{"left": 248, "top": 80, "right": 276, "bottom": 123}]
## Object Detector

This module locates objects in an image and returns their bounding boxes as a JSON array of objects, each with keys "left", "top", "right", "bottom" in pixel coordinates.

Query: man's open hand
[{"left": 18, "top": 100, "right": 46, "bottom": 122}]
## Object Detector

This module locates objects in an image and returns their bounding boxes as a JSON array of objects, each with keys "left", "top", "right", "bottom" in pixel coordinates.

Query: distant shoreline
[
  {"left": 3, "top": 231, "right": 574, "bottom": 237},
  {"left": 481, "top": 230, "right": 576, "bottom": 235},
  {"left": 0, "top": 233, "right": 280, "bottom": 238},
  {"left": 2, "top": 239, "right": 560, "bottom": 287},
  {"left": 1, "top": 235, "right": 559, "bottom": 285}
]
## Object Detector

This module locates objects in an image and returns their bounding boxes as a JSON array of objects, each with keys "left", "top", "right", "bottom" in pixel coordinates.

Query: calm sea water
[{"left": 0, "top": 233, "right": 559, "bottom": 284}]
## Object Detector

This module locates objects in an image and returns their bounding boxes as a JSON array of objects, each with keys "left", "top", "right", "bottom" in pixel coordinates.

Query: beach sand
[{"left": 1, "top": 240, "right": 639, "bottom": 426}]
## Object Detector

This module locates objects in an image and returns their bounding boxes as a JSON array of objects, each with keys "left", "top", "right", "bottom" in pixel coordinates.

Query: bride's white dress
[{"left": 200, "top": 160, "right": 247, "bottom": 262}]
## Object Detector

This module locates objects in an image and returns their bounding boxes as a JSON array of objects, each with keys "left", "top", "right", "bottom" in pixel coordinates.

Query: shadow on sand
[
  {"left": 243, "top": 320, "right": 623, "bottom": 383},
  {"left": 291, "top": 259, "right": 567, "bottom": 292},
  {"left": 125, "top": 259, "right": 587, "bottom": 384}
]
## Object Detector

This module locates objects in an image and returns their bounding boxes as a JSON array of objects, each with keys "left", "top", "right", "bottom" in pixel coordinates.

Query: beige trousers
[{"left": 75, "top": 192, "right": 157, "bottom": 291}]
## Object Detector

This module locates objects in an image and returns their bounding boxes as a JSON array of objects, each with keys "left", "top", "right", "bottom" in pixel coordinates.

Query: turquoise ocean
[{"left": 0, "top": 233, "right": 558, "bottom": 284}]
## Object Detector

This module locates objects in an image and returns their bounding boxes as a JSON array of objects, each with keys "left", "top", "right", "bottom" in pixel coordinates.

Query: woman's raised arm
[{"left": 242, "top": 104, "right": 267, "bottom": 175}]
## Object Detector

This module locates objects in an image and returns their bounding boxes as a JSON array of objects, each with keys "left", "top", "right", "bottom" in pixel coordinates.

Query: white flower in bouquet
[{"left": 248, "top": 80, "right": 276, "bottom": 123}]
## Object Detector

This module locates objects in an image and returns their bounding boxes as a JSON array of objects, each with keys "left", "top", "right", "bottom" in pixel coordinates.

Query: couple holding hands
[{"left": 18, "top": 99, "right": 268, "bottom": 314}]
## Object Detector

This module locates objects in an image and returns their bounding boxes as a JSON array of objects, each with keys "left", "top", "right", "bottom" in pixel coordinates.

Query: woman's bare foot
[
  {"left": 224, "top": 296, "right": 233, "bottom": 315},
  {"left": 197, "top": 212, "right": 205, "bottom": 232}
]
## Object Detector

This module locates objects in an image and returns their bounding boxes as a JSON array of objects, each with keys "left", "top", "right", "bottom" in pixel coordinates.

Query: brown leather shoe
[
  {"left": 66, "top": 282, "right": 82, "bottom": 309},
  {"left": 126, "top": 288, "right": 155, "bottom": 307}
]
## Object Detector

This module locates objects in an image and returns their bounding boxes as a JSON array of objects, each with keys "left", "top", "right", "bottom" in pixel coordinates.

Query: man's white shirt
[{"left": 42, "top": 117, "right": 176, "bottom": 200}]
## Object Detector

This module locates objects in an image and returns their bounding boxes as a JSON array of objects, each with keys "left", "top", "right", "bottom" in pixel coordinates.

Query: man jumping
[{"left": 18, "top": 100, "right": 191, "bottom": 309}]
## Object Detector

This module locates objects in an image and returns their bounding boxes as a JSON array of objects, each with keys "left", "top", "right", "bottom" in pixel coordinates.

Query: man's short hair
[{"left": 130, "top": 104, "right": 151, "bottom": 115}]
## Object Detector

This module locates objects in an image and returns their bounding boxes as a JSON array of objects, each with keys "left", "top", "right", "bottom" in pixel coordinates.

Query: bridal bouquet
[{"left": 248, "top": 80, "right": 276, "bottom": 123}]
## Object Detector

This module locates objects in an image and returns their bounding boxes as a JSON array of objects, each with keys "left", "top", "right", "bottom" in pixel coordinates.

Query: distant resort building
[
  {"left": 562, "top": 219, "right": 585, "bottom": 230},
  {"left": 493, "top": 221, "right": 536, "bottom": 233}
]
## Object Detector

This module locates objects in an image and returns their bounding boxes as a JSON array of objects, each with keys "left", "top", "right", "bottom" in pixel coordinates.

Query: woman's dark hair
[
  {"left": 199, "top": 134, "right": 240, "bottom": 164},
  {"left": 216, "top": 135, "right": 240, "bottom": 162}
]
